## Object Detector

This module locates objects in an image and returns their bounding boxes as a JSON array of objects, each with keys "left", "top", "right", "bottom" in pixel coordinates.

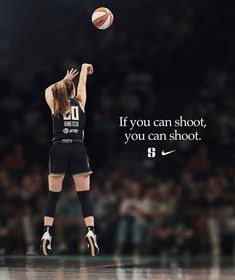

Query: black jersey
[{"left": 52, "top": 98, "right": 85, "bottom": 142}]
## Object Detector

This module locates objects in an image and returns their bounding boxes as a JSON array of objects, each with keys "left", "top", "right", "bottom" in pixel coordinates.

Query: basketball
[{"left": 92, "top": 7, "right": 114, "bottom": 30}]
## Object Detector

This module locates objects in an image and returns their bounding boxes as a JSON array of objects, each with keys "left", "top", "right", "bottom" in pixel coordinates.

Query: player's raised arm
[
  {"left": 76, "top": 63, "right": 93, "bottom": 111},
  {"left": 45, "top": 69, "right": 79, "bottom": 113}
]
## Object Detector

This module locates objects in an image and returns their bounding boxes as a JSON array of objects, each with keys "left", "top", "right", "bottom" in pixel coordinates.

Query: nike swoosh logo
[{"left": 161, "top": 150, "right": 176, "bottom": 156}]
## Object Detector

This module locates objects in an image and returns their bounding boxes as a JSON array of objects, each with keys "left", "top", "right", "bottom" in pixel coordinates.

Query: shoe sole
[
  {"left": 85, "top": 236, "right": 99, "bottom": 256},
  {"left": 42, "top": 239, "right": 50, "bottom": 256}
]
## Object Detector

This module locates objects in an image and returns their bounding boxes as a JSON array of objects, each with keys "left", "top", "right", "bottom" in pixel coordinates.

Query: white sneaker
[
  {"left": 85, "top": 230, "right": 99, "bottom": 256},
  {"left": 40, "top": 231, "right": 52, "bottom": 256}
]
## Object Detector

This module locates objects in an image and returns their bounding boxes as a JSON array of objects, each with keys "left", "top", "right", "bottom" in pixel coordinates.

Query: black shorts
[{"left": 49, "top": 142, "right": 92, "bottom": 176}]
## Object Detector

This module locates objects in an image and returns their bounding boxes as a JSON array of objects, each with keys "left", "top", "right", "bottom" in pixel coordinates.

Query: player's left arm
[
  {"left": 76, "top": 63, "right": 93, "bottom": 111},
  {"left": 45, "top": 69, "right": 79, "bottom": 112}
]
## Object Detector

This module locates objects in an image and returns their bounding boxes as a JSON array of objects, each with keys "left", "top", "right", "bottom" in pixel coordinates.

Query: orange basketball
[{"left": 92, "top": 7, "right": 114, "bottom": 30}]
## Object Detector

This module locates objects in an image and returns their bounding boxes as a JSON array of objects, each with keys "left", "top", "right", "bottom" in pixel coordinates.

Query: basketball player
[{"left": 40, "top": 64, "right": 99, "bottom": 256}]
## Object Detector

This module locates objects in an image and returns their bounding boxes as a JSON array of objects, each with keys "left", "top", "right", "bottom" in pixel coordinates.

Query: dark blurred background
[{"left": 0, "top": 0, "right": 235, "bottom": 257}]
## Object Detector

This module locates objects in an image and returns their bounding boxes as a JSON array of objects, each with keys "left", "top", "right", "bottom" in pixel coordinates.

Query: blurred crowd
[
  {"left": 1, "top": 166, "right": 235, "bottom": 257},
  {"left": 0, "top": 0, "right": 235, "bottom": 256}
]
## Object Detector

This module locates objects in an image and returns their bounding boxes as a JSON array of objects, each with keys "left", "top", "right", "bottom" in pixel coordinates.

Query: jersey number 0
[{"left": 63, "top": 106, "right": 79, "bottom": 121}]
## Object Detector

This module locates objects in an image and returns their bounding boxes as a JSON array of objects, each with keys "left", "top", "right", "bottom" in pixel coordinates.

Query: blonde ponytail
[{"left": 52, "top": 81, "right": 73, "bottom": 118}]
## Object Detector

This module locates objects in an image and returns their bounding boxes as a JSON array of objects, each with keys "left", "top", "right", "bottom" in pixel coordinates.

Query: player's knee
[
  {"left": 77, "top": 190, "right": 94, "bottom": 218},
  {"left": 44, "top": 191, "right": 61, "bottom": 217}
]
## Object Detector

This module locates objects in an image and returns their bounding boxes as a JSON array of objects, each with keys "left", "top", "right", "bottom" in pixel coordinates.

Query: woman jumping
[{"left": 40, "top": 64, "right": 99, "bottom": 256}]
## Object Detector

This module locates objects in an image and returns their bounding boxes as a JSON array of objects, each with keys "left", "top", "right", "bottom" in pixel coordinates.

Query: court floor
[{"left": 0, "top": 255, "right": 235, "bottom": 280}]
